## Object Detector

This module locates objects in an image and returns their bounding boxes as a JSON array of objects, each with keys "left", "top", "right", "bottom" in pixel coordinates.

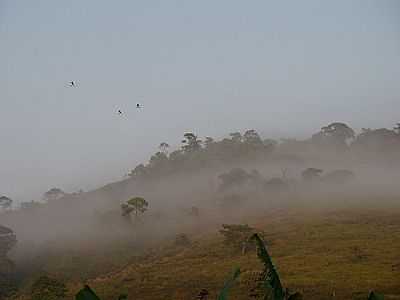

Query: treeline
[
  {"left": 1, "top": 121, "right": 399, "bottom": 212},
  {"left": 128, "top": 122, "right": 400, "bottom": 182}
]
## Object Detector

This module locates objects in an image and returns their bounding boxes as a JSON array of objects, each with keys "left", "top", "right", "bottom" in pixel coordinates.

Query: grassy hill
[{"left": 22, "top": 202, "right": 398, "bottom": 300}]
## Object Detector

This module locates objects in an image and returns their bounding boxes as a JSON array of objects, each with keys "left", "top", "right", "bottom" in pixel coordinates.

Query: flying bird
[
  {"left": 136, "top": 103, "right": 143, "bottom": 109},
  {"left": 69, "top": 81, "right": 76, "bottom": 87},
  {"left": 118, "top": 109, "right": 123, "bottom": 115}
]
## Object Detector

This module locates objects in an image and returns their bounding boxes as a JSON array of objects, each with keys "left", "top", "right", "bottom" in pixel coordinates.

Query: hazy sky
[{"left": 1, "top": 1, "right": 399, "bottom": 203}]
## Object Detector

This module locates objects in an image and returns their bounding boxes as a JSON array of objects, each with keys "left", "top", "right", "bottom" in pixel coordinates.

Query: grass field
[{"left": 45, "top": 201, "right": 400, "bottom": 300}]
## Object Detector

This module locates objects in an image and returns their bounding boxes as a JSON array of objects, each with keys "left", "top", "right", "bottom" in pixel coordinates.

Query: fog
[
  {"left": 1, "top": 1, "right": 400, "bottom": 203},
  {"left": 1, "top": 138, "right": 400, "bottom": 284}
]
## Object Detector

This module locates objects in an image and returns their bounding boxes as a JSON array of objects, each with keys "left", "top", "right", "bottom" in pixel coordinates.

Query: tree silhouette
[
  {"left": 301, "top": 168, "right": 323, "bottom": 182},
  {"left": 312, "top": 122, "right": 355, "bottom": 151},
  {"left": 229, "top": 132, "right": 242, "bottom": 143},
  {"left": 182, "top": 132, "right": 202, "bottom": 153},
  {"left": 122, "top": 197, "right": 149, "bottom": 222},
  {"left": 128, "top": 164, "right": 147, "bottom": 178},
  {"left": 43, "top": 188, "right": 65, "bottom": 202},
  {"left": 0, "top": 196, "right": 12, "bottom": 211},
  {"left": 159, "top": 142, "right": 170, "bottom": 154}
]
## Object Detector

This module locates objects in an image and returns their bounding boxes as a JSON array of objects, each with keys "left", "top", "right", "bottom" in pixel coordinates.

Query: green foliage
[
  {"left": 31, "top": 275, "right": 67, "bottom": 300},
  {"left": 250, "top": 233, "right": 284, "bottom": 300},
  {"left": 122, "top": 197, "right": 149, "bottom": 219},
  {"left": 76, "top": 285, "right": 101, "bottom": 300},
  {"left": 287, "top": 292, "right": 303, "bottom": 300},
  {"left": 0, "top": 274, "right": 17, "bottom": 300},
  {"left": 75, "top": 285, "right": 127, "bottom": 300},
  {"left": 217, "top": 267, "right": 241, "bottom": 300},
  {"left": 367, "top": 291, "right": 384, "bottom": 300},
  {"left": 127, "top": 197, "right": 148, "bottom": 213}
]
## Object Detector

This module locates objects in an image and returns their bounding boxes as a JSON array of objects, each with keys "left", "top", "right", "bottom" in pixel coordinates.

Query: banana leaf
[
  {"left": 368, "top": 291, "right": 384, "bottom": 300},
  {"left": 76, "top": 285, "right": 101, "bottom": 300},
  {"left": 251, "top": 233, "right": 284, "bottom": 300},
  {"left": 217, "top": 267, "right": 241, "bottom": 300}
]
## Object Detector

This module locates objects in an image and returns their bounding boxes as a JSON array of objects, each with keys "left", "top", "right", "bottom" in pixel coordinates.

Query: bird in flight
[
  {"left": 118, "top": 109, "right": 123, "bottom": 115},
  {"left": 69, "top": 81, "right": 76, "bottom": 87},
  {"left": 136, "top": 103, "right": 143, "bottom": 109}
]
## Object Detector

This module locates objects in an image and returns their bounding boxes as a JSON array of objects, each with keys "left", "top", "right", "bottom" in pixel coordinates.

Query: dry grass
[{"left": 60, "top": 203, "right": 400, "bottom": 300}]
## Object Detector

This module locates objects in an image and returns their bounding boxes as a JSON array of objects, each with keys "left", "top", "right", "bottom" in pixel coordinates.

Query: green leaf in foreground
[
  {"left": 288, "top": 292, "right": 303, "bottom": 300},
  {"left": 75, "top": 285, "right": 101, "bottom": 300},
  {"left": 368, "top": 291, "right": 384, "bottom": 300},
  {"left": 250, "top": 233, "right": 284, "bottom": 300},
  {"left": 217, "top": 267, "right": 241, "bottom": 300}
]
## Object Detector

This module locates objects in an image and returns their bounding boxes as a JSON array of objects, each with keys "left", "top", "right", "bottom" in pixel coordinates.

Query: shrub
[{"left": 31, "top": 275, "right": 67, "bottom": 300}]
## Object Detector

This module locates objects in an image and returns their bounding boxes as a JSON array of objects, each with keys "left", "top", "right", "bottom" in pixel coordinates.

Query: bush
[{"left": 31, "top": 275, "right": 67, "bottom": 300}]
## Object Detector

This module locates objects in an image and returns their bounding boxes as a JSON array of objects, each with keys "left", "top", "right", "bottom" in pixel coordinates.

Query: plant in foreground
[
  {"left": 217, "top": 267, "right": 241, "bottom": 300},
  {"left": 73, "top": 234, "right": 385, "bottom": 300},
  {"left": 250, "top": 233, "right": 301, "bottom": 300}
]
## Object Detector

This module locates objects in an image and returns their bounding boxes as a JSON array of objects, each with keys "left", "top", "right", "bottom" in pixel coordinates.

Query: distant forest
[
  {"left": 1, "top": 121, "right": 400, "bottom": 211},
  {"left": 127, "top": 121, "right": 400, "bottom": 181},
  {"left": 1, "top": 121, "right": 400, "bottom": 299}
]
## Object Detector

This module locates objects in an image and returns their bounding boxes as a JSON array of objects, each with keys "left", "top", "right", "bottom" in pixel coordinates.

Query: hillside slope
[{"left": 61, "top": 204, "right": 400, "bottom": 300}]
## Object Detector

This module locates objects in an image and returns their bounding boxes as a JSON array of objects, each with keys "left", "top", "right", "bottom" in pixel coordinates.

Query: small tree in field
[{"left": 121, "top": 197, "right": 149, "bottom": 222}]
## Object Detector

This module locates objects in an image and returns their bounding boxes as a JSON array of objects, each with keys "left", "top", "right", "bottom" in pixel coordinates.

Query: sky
[{"left": 1, "top": 0, "right": 399, "bottom": 203}]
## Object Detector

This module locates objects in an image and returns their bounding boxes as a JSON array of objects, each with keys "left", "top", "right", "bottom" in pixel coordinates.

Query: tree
[
  {"left": 394, "top": 123, "right": 400, "bottom": 135},
  {"left": 313, "top": 122, "right": 355, "bottom": 151},
  {"left": 203, "top": 136, "right": 215, "bottom": 148},
  {"left": 181, "top": 132, "right": 202, "bottom": 153},
  {"left": 321, "top": 122, "right": 355, "bottom": 140},
  {"left": 0, "top": 225, "right": 17, "bottom": 299},
  {"left": 148, "top": 151, "right": 168, "bottom": 170},
  {"left": 43, "top": 188, "right": 65, "bottom": 202},
  {"left": 128, "top": 164, "right": 147, "bottom": 178},
  {"left": 159, "top": 142, "right": 170, "bottom": 154},
  {"left": 229, "top": 132, "right": 242, "bottom": 143},
  {"left": 218, "top": 168, "right": 250, "bottom": 192},
  {"left": 0, "top": 225, "right": 16, "bottom": 260},
  {"left": 301, "top": 168, "right": 323, "bottom": 182},
  {"left": 352, "top": 127, "right": 399, "bottom": 153},
  {"left": 243, "top": 129, "right": 263, "bottom": 146},
  {"left": 0, "top": 196, "right": 12, "bottom": 211},
  {"left": 31, "top": 275, "right": 67, "bottom": 300},
  {"left": 122, "top": 197, "right": 149, "bottom": 221}
]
